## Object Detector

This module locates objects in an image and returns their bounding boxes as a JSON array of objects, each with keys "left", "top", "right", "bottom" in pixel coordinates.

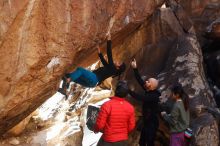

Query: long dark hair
[{"left": 171, "top": 83, "right": 189, "bottom": 111}]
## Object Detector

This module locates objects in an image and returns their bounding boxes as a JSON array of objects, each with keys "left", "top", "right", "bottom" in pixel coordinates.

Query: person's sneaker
[
  {"left": 58, "top": 88, "right": 69, "bottom": 100},
  {"left": 62, "top": 76, "right": 71, "bottom": 89},
  {"left": 61, "top": 77, "right": 67, "bottom": 87},
  {"left": 64, "top": 94, "right": 68, "bottom": 100}
]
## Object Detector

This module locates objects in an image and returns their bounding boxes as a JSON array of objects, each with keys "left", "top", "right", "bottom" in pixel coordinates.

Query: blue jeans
[{"left": 69, "top": 67, "right": 98, "bottom": 87}]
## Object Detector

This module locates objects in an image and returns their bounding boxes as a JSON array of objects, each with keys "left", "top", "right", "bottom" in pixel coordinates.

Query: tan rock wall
[
  {"left": 0, "top": 0, "right": 165, "bottom": 135},
  {"left": 177, "top": 0, "right": 220, "bottom": 44}
]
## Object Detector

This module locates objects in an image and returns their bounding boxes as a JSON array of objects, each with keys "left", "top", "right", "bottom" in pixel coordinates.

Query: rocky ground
[{"left": 0, "top": 82, "right": 112, "bottom": 146}]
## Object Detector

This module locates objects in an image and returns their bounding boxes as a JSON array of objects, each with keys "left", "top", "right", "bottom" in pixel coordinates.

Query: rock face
[
  {"left": 0, "top": 0, "right": 165, "bottom": 135},
  {"left": 7, "top": 114, "right": 33, "bottom": 136},
  {"left": 157, "top": 34, "right": 219, "bottom": 146},
  {"left": 206, "top": 17, "right": 220, "bottom": 40},
  {"left": 0, "top": 0, "right": 220, "bottom": 146},
  {"left": 115, "top": 5, "right": 219, "bottom": 146},
  {"left": 177, "top": 0, "right": 220, "bottom": 45},
  {"left": 205, "top": 48, "right": 220, "bottom": 88}
]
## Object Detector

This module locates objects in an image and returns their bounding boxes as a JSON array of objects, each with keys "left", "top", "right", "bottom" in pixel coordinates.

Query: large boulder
[
  {"left": 0, "top": 0, "right": 165, "bottom": 135},
  {"left": 177, "top": 0, "right": 220, "bottom": 46},
  {"left": 157, "top": 34, "right": 219, "bottom": 146},
  {"left": 1, "top": 1, "right": 219, "bottom": 145},
  {"left": 115, "top": 6, "right": 219, "bottom": 146},
  {"left": 156, "top": 7, "right": 219, "bottom": 146}
]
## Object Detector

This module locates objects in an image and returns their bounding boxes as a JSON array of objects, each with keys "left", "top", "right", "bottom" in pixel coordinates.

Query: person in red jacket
[{"left": 94, "top": 80, "right": 135, "bottom": 146}]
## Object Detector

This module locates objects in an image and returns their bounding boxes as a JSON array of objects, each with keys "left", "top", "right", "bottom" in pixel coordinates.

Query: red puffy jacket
[{"left": 94, "top": 96, "right": 135, "bottom": 142}]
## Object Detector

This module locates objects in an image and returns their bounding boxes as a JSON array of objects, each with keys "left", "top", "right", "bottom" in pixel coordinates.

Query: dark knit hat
[{"left": 115, "top": 80, "right": 129, "bottom": 98}]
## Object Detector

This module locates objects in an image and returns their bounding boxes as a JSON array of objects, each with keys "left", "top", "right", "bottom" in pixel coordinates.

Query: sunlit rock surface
[
  {"left": 0, "top": 0, "right": 220, "bottom": 146},
  {"left": 0, "top": 0, "right": 165, "bottom": 135},
  {"left": 0, "top": 84, "right": 112, "bottom": 146},
  {"left": 7, "top": 114, "right": 33, "bottom": 136}
]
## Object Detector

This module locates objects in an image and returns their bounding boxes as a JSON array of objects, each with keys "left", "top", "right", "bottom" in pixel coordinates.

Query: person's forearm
[
  {"left": 206, "top": 107, "right": 220, "bottom": 119},
  {"left": 98, "top": 53, "right": 108, "bottom": 66},
  {"left": 107, "top": 40, "right": 112, "bottom": 50},
  {"left": 133, "top": 68, "right": 145, "bottom": 90},
  {"left": 107, "top": 40, "right": 114, "bottom": 65},
  {"left": 162, "top": 114, "right": 175, "bottom": 125}
]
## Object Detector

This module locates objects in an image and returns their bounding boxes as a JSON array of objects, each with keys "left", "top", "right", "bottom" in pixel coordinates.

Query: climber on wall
[
  {"left": 58, "top": 32, "right": 126, "bottom": 96},
  {"left": 128, "top": 58, "right": 161, "bottom": 146}
]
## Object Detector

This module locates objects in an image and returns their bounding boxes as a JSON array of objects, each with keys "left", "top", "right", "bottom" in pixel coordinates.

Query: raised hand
[
  {"left": 161, "top": 111, "right": 167, "bottom": 116},
  {"left": 96, "top": 44, "right": 101, "bottom": 53},
  {"left": 106, "top": 31, "right": 111, "bottom": 40},
  {"left": 131, "top": 58, "right": 137, "bottom": 68}
]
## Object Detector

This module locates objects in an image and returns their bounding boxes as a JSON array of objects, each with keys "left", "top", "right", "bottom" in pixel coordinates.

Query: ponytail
[{"left": 182, "top": 92, "right": 189, "bottom": 111}]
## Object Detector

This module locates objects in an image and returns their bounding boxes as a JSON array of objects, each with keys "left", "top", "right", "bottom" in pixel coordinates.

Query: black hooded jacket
[{"left": 129, "top": 68, "right": 161, "bottom": 123}]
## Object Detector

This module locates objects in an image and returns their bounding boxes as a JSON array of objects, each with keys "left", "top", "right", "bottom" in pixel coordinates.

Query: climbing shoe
[
  {"left": 58, "top": 88, "right": 68, "bottom": 100},
  {"left": 62, "top": 76, "right": 70, "bottom": 89},
  {"left": 58, "top": 88, "right": 66, "bottom": 96}
]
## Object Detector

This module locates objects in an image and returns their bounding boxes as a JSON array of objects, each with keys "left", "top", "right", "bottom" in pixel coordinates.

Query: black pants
[
  {"left": 139, "top": 120, "right": 159, "bottom": 146},
  {"left": 97, "top": 137, "right": 128, "bottom": 146}
]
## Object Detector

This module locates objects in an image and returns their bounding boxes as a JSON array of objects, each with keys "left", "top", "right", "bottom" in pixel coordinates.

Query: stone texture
[
  {"left": 156, "top": 7, "right": 219, "bottom": 146},
  {"left": 8, "top": 137, "right": 20, "bottom": 145},
  {"left": 157, "top": 34, "right": 219, "bottom": 146},
  {"left": 205, "top": 47, "right": 220, "bottom": 88},
  {"left": 177, "top": 0, "right": 220, "bottom": 46},
  {"left": 7, "top": 114, "right": 32, "bottom": 136},
  {"left": 0, "top": 0, "right": 219, "bottom": 146},
  {"left": 206, "top": 17, "right": 220, "bottom": 40},
  {"left": 0, "top": 0, "right": 165, "bottom": 135},
  {"left": 115, "top": 6, "right": 219, "bottom": 146}
]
